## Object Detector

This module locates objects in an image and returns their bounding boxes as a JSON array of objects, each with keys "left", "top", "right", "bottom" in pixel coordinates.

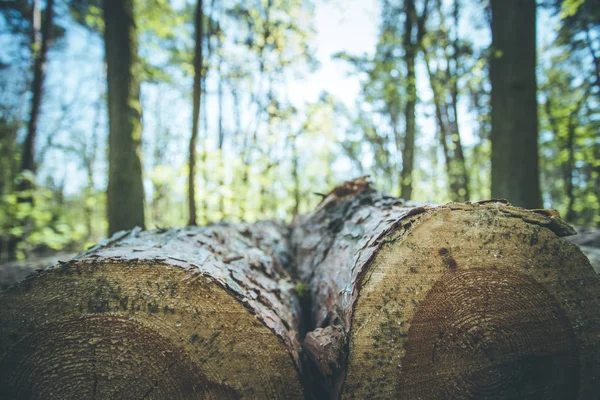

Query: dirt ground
[{"left": 1, "top": 227, "right": 599, "bottom": 290}]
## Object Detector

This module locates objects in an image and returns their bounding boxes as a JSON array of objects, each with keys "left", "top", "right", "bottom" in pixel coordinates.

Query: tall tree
[
  {"left": 104, "top": 0, "right": 145, "bottom": 234},
  {"left": 423, "top": 0, "right": 469, "bottom": 201},
  {"left": 216, "top": 19, "right": 226, "bottom": 218},
  {"left": 21, "top": 0, "right": 54, "bottom": 179},
  {"left": 188, "top": 0, "right": 204, "bottom": 226},
  {"left": 2, "top": 0, "right": 56, "bottom": 260},
  {"left": 400, "top": 0, "right": 429, "bottom": 200},
  {"left": 490, "top": 0, "right": 542, "bottom": 208}
]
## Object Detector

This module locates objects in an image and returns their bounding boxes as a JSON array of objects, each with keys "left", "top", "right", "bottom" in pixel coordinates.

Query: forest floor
[{"left": 0, "top": 227, "right": 599, "bottom": 290}]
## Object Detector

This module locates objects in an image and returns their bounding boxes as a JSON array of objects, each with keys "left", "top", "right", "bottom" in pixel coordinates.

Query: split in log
[
  {"left": 291, "top": 178, "right": 600, "bottom": 399},
  {"left": 0, "top": 222, "right": 304, "bottom": 399}
]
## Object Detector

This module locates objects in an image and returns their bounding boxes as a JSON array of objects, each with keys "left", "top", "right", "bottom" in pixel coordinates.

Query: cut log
[
  {"left": 0, "top": 222, "right": 303, "bottom": 399},
  {"left": 291, "top": 178, "right": 600, "bottom": 399}
]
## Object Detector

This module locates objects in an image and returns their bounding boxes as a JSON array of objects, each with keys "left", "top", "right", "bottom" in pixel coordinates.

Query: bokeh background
[{"left": 0, "top": 0, "right": 598, "bottom": 261}]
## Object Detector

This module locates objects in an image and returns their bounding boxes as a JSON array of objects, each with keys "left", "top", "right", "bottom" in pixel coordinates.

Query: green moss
[{"left": 294, "top": 282, "right": 310, "bottom": 298}]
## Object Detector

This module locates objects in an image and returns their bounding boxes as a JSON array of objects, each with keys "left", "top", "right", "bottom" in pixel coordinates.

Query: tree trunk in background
[
  {"left": 21, "top": 0, "right": 53, "bottom": 179},
  {"left": 0, "top": 118, "right": 19, "bottom": 261},
  {"left": 563, "top": 89, "right": 589, "bottom": 223},
  {"left": 594, "top": 145, "right": 600, "bottom": 228},
  {"left": 565, "top": 117, "right": 576, "bottom": 222},
  {"left": 291, "top": 133, "right": 300, "bottom": 216},
  {"left": 490, "top": 0, "right": 541, "bottom": 208},
  {"left": 424, "top": 0, "right": 469, "bottom": 202},
  {"left": 400, "top": 0, "right": 417, "bottom": 200},
  {"left": 448, "top": 0, "right": 469, "bottom": 201},
  {"left": 0, "top": 222, "right": 303, "bottom": 399},
  {"left": 104, "top": 0, "right": 145, "bottom": 235},
  {"left": 584, "top": 27, "right": 600, "bottom": 92},
  {"left": 0, "top": 120, "right": 18, "bottom": 197},
  {"left": 5, "top": 0, "right": 54, "bottom": 260},
  {"left": 231, "top": 84, "right": 250, "bottom": 221},
  {"left": 399, "top": 0, "right": 428, "bottom": 201},
  {"left": 291, "top": 177, "right": 600, "bottom": 398},
  {"left": 217, "top": 29, "right": 225, "bottom": 219},
  {"left": 201, "top": 84, "right": 209, "bottom": 224},
  {"left": 423, "top": 49, "right": 463, "bottom": 202},
  {"left": 188, "top": 0, "right": 203, "bottom": 226}
]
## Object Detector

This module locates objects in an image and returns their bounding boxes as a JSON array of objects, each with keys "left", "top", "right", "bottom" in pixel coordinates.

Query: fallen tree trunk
[
  {"left": 0, "top": 222, "right": 304, "bottom": 399},
  {"left": 292, "top": 178, "right": 600, "bottom": 399}
]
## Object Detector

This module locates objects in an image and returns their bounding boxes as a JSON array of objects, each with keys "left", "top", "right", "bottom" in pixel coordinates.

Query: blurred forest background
[{"left": 0, "top": 0, "right": 598, "bottom": 261}]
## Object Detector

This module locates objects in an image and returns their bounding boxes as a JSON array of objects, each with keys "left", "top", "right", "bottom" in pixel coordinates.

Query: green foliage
[
  {"left": 294, "top": 282, "right": 309, "bottom": 298},
  {"left": 1, "top": 0, "right": 599, "bottom": 265},
  {"left": 334, "top": 4, "right": 407, "bottom": 196},
  {"left": 537, "top": 0, "right": 599, "bottom": 226},
  {"left": 0, "top": 177, "right": 88, "bottom": 260},
  {"left": 559, "top": 0, "right": 586, "bottom": 19},
  {"left": 68, "top": 0, "right": 104, "bottom": 32}
]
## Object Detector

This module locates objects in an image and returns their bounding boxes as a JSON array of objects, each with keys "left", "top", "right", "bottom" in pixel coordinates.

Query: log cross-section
[
  {"left": 0, "top": 222, "right": 304, "bottom": 399},
  {"left": 291, "top": 179, "right": 600, "bottom": 399}
]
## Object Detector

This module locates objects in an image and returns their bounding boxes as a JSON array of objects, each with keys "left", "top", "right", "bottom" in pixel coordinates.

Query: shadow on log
[
  {"left": 0, "top": 222, "right": 304, "bottom": 399},
  {"left": 292, "top": 178, "right": 600, "bottom": 399}
]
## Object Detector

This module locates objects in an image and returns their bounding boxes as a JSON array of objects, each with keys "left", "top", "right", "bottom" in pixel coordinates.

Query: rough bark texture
[
  {"left": 291, "top": 178, "right": 600, "bottom": 399},
  {"left": 0, "top": 222, "right": 303, "bottom": 399},
  {"left": 490, "top": 0, "right": 542, "bottom": 208},
  {"left": 104, "top": 0, "right": 146, "bottom": 234}
]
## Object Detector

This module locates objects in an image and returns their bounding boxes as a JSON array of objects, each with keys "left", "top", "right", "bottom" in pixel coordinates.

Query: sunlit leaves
[
  {"left": 68, "top": 0, "right": 103, "bottom": 32},
  {"left": 559, "top": 0, "right": 586, "bottom": 20},
  {"left": 540, "top": 44, "right": 598, "bottom": 224},
  {"left": 0, "top": 181, "right": 87, "bottom": 259},
  {"left": 83, "top": 4, "right": 104, "bottom": 32}
]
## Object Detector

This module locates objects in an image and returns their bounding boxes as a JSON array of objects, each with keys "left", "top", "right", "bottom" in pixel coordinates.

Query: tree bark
[
  {"left": 423, "top": 0, "right": 469, "bottom": 202},
  {"left": 104, "top": 0, "right": 145, "bottom": 234},
  {"left": 188, "top": 0, "right": 204, "bottom": 226},
  {"left": 291, "top": 177, "right": 600, "bottom": 399},
  {"left": 490, "top": 0, "right": 542, "bottom": 208},
  {"left": 0, "top": 222, "right": 304, "bottom": 399}
]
